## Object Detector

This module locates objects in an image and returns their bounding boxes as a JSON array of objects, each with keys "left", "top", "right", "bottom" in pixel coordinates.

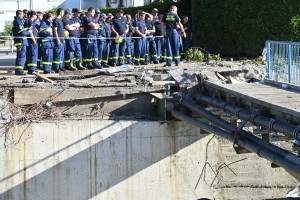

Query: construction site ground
[
  {"left": 2, "top": 47, "right": 300, "bottom": 200},
  {"left": 0, "top": 48, "right": 266, "bottom": 122}
]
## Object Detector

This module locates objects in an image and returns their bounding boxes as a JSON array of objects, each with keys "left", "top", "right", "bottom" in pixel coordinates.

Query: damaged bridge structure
[{"left": 0, "top": 60, "right": 300, "bottom": 199}]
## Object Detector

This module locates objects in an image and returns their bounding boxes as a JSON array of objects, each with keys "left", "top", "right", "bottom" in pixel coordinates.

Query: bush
[
  {"left": 186, "top": 47, "right": 221, "bottom": 62},
  {"left": 192, "top": 0, "right": 300, "bottom": 57},
  {"left": 186, "top": 48, "right": 205, "bottom": 61}
]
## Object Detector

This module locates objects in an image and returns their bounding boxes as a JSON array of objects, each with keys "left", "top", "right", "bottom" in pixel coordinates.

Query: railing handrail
[{"left": 265, "top": 40, "right": 300, "bottom": 85}]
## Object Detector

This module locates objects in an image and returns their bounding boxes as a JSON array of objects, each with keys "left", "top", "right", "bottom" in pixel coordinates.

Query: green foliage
[
  {"left": 4, "top": 22, "right": 13, "bottom": 35},
  {"left": 51, "top": 7, "right": 57, "bottom": 15},
  {"left": 186, "top": 48, "right": 222, "bottom": 62},
  {"left": 290, "top": 14, "right": 300, "bottom": 40},
  {"left": 256, "top": 56, "right": 264, "bottom": 65},
  {"left": 210, "top": 54, "right": 221, "bottom": 61},
  {"left": 192, "top": 0, "right": 300, "bottom": 57},
  {"left": 186, "top": 48, "right": 204, "bottom": 61}
]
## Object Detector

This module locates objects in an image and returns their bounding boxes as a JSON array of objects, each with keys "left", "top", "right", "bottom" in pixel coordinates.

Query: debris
[
  {"left": 169, "top": 68, "right": 197, "bottom": 88},
  {"left": 227, "top": 77, "right": 242, "bottom": 84},
  {"left": 151, "top": 81, "right": 176, "bottom": 86},
  {"left": 146, "top": 70, "right": 154, "bottom": 74},
  {"left": 32, "top": 72, "right": 54, "bottom": 84},
  {"left": 140, "top": 72, "right": 153, "bottom": 84},
  {"left": 104, "top": 64, "right": 134, "bottom": 74},
  {"left": 215, "top": 72, "right": 227, "bottom": 81},
  {"left": 45, "top": 101, "right": 52, "bottom": 107},
  {"left": 22, "top": 78, "right": 30, "bottom": 83},
  {"left": 282, "top": 84, "right": 288, "bottom": 89}
]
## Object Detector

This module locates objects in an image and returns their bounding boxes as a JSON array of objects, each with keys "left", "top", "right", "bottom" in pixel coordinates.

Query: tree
[{"left": 4, "top": 22, "right": 13, "bottom": 34}]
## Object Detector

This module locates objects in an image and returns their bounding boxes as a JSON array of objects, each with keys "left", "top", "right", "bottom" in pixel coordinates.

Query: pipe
[
  {"left": 172, "top": 93, "right": 300, "bottom": 166},
  {"left": 170, "top": 109, "right": 300, "bottom": 180},
  {"left": 195, "top": 93, "right": 300, "bottom": 141}
]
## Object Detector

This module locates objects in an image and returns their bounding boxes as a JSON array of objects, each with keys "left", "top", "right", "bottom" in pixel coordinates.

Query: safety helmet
[
  {"left": 64, "top": 30, "right": 69, "bottom": 38},
  {"left": 46, "top": 27, "right": 52, "bottom": 33},
  {"left": 115, "top": 37, "right": 123, "bottom": 44}
]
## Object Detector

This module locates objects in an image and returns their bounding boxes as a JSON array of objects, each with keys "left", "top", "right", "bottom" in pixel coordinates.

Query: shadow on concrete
[
  {"left": 56, "top": 94, "right": 157, "bottom": 119},
  {"left": 0, "top": 121, "right": 206, "bottom": 199}
]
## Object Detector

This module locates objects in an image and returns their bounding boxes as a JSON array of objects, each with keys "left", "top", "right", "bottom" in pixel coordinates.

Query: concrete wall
[{"left": 0, "top": 120, "right": 297, "bottom": 200}]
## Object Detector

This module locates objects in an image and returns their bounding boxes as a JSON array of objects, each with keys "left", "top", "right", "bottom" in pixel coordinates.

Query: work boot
[
  {"left": 64, "top": 63, "right": 69, "bottom": 71},
  {"left": 69, "top": 62, "right": 77, "bottom": 71},
  {"left": 15, "top": 70, "right": 26, "bottom": 75},
  {"left": 76, "top": 61, "right": 86, "bottom": 70},
  {"left": 86, "top": 62, "right": 95, "bottom": 69}
]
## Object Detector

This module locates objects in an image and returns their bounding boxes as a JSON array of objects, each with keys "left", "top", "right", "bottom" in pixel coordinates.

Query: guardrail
[{"left": 266, "top": 40, "right": 300, "bottom": 84}]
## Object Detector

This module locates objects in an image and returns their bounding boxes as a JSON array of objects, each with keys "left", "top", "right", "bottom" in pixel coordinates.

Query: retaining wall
[{"left": 0, "top": 120, "right": 297, "bottom": 200}]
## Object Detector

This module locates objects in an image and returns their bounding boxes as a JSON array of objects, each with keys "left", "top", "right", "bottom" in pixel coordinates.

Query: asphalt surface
[{"left": 0, "top": 48, "right": 16, "bottom": 71}]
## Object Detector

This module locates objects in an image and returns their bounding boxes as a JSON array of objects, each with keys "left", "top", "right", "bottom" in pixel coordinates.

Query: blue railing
[{"left": 266, "top": 40, "right": 300, "bottom": 84}]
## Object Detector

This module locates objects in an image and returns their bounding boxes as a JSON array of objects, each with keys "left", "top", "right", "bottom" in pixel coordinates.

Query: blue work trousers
[
  {"left": 53, "top": 42, "right": 65, "bottom": 70},
  {"left": 110, "top": 36, "right": 126, "bottom": 65},
  {"left": 125, "top": 38, "right": 134, "bottom": 63},
  {"left": 155, "top": 37, "right": 166, "bottom": 62},
  {"left": 15, "top": 45, "right": 27, "bottom": 73},
  {"left": 165, "top": 29, "right": 180, "bottom": 65},
  {"left": 146, "top": 38, "right": 158, "bottom": 63},
  {"left": 84, "top": 34, "right": 99, "bottom": 67},
  {"left": 42, "top": 48, "right": 53, "bottom": 73},
  {"left": 26, "top": 43, "right": 38, "bottom": 73},
  {"left": 134, "top": 38, "right": 146, "bottom": 64},
  {"left": 65, "top": 38, "right": 82, "bottom": 63},
  {"left": 98, "top": 39, "right": 110, "bottom": 66}
]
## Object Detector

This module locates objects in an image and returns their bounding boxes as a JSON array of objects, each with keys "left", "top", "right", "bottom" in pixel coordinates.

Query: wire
[{"left": 0, "top": 35, "right": 164, "bottom": 40}]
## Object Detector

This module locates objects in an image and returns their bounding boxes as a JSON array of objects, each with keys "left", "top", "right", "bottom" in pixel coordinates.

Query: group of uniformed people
[{"left": 12, "top": 5, "right": 192, "bottom": 75}]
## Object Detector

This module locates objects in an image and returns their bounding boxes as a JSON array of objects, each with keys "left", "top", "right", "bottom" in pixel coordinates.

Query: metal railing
[{"left": 266, "top": 40, "right": 300, "bottom": 84}]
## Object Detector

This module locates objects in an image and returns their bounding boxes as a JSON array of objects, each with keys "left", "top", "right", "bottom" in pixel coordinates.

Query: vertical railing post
[
  {"left": 288, "top": 44, "right": 292, "bottom": 83},
  {"left": 266, "top": 41, "right": 271, "bottom": 78}
]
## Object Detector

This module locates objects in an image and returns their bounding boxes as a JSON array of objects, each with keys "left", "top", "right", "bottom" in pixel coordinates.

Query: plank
[{"left": 32, "top": 72, "right": 54, "bottom": 83}]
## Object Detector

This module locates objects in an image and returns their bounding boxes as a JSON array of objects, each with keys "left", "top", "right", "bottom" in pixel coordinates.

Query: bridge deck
[{"left": 203, "top": 81, "right": 300, "bottom": 123}]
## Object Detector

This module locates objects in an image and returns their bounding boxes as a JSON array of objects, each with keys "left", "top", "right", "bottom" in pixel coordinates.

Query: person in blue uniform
[
  {"left": 181, "top": 15, "right": 192, "bottom": 60},
  {"left": 72, "top": 8, "right": 86, "bottom": 68},
  {"left": 145, "top": 14, "right": 158, "bottom": 64},
  {"left": 35, "top": 11, "right": 43, "bottom": 69},
  {"left": 154, "top": 14, "right": 166, "bottom": 63},
  {"left": 125, "top": 14, "right": 134, "bottom": 64},
  {"left": 162, "top": 5, "right": 186, "bottom": 67},
  {"left": 109, "top": 9, "right": 129, "bottom": 66},
  {"left": 98, "top": 13, "right": 110, "bottom": 68},
  {"left": 53, "top": 8, "right": 65, "bottom": 73},
  {"left": 82, "top": 7, "right": 101, "bottom": 69},
  {"left": 152, "top": 8, "right": 159, "bottom": 23},
  {"left": 63, "top": 9, "right": 85, "bottom": 70},
  {"left": 13, "top": 10, "right": 32, "bottom": 75},
  {"left": 70, "top": 8, "right": 85, "bottom": 70},
  {"left": 134, "top": 11, "right": 147, "bottom": 66},
  {"left": 26, "top": 11, "right": 38, "bottom": 74},
  {"left": 39, "top": 12, "right": 55, "bottom": 74}
]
